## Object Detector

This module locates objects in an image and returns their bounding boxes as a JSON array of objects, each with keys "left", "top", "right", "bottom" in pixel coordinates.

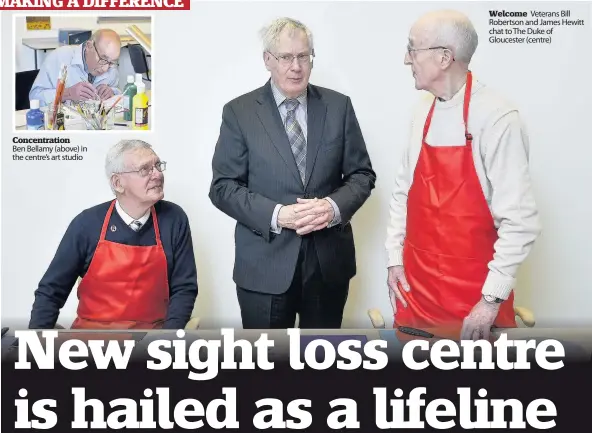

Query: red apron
[
  {"left": 394, "top": 71, "right": 516, "bottom": 338},
  {"left": 71, "top": 200, "right": 169, "bottom": 329}
]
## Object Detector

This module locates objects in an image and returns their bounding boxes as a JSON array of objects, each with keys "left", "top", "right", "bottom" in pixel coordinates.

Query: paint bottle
[
  {"left": 26, "top": 99, "right": 44, "bottom": 130},
  {"left": 132, "top": 82, "right": 149, "bottom": 130},
  {"left": 122, "top": 75, "right": 136, "bottom": 122}
]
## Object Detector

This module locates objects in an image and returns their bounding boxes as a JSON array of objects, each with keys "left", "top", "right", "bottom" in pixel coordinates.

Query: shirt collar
[
  {"left": 73, "top": 43, "right": 86, "bottom": 70},
  {"left": 115, "top": 200, "right": 151, "bottom": 227},
  {"left": 270, "top": 79, "right": 307, "bottom": 109},
  {"left": 435, "top": 75, "right": 473, "bottom": 106}
]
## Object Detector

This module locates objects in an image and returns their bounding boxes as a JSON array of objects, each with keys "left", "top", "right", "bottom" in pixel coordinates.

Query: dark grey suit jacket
[{"left": 209, "top": 80, "right": 376, "bottom": 294}]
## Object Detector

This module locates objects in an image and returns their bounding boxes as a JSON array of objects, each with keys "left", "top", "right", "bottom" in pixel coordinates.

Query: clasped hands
[
  {"left": 278, "top": 197, "right": 334, "bottom": 235},
  {"left": 387, "top": 265, "right": 501, "bottom": 341}
]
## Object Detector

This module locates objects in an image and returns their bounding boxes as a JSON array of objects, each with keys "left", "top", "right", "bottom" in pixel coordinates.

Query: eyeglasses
[
  {"left": 119, "top": 161, "right": 166, "bottom": 177},
  {"left": 94, "top": 41, "right": 119, "bottom": 68},
  {"left": 267, "top": 51, "right": 314, "bottom": 67},
  {"left": 406, "top": 45, "right": 455, "bottom": 62},
  {"left": 407, "top": 45, "right": 449, "bottom": 55}
]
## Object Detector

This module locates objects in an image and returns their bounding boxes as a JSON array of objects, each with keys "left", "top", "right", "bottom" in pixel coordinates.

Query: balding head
[
  {"left": 410, "top": 10, "right": 478, "bottom": 65},
  {"left": 93, "top": 29, "right": 121, "bottom": 62},
  {"left": 85, "top": 28, "right": 121, "bottom": 76},
  {"left": 404, "top": 10, "right": 478, "bottom": 96}
]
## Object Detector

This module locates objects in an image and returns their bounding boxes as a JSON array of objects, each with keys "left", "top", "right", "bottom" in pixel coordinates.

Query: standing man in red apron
[
  {"left": 29, "top": 140, "right": 198, "bottom": 330},
  {"left": 385, "top": 10, "right": 542, "bottom": 340}
]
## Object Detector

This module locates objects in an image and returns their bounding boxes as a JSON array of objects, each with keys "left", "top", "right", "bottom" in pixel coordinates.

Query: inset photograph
[{"left": 14, "top": 15, "right": 152, "bottom": 131}]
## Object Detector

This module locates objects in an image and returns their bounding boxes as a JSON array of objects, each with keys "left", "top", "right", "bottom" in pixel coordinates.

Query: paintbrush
[
  {"left": 51, "top": 64, "right": 68, "bottom": 128},
  {"left": 104, "top": 94, "right": 124, "bottom": 117},
  {"left": 82, "top": 78, "right": 101, "bottom": 101}
]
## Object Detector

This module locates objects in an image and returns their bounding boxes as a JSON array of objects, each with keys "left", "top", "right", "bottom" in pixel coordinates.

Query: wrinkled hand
[
  {"left": 460, "top": 299, "right": 500, "bottom": 341},
  {"left": 63, "top": 82, "right": 98, "bottom": 102},
  {"left": 277, "top": 204, "right": 300, "bottom": 230},
  {"left": 292, "top": 198, "right": 334, "bottom": 235},
  {"left": 387, "top": 265, "right": 410, "bottom": 314},
  {"left": 96, "top": 84, "right": 114, "bottom": 100}
]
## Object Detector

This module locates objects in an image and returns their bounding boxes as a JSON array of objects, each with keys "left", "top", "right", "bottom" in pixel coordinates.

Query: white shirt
[
  {"left": 115, "top": 200, "right": 150, "bottom": 230},
  {"left": 385, "top": 77, "right": 542, "bottom": 300}
]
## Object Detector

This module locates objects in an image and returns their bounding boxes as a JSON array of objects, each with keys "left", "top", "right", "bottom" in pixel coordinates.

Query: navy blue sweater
[{"left": 29, "top": 200, "right": 198, "bottom": 329}]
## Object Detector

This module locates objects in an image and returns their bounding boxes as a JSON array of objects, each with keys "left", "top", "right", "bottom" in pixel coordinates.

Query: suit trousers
[{"left": 236, "top": 236, "right": 349, "bottom": 329}]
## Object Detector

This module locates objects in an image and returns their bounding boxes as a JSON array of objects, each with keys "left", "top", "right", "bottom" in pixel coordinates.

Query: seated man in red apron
[
  {"left": 28, "top": 139, "right": 198, "bottom": 330},
  {"left": 385, "top": 10, "right": 541, "bottom": 341}
]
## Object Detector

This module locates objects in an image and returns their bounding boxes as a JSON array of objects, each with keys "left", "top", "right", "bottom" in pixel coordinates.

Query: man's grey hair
[
  {"left": 105, "top": 139, "right": 154, "bottom": 194},
  {"left": 259, "top": 17, "right": 314, "bottom": 53},
  {"left": 420, "top": 10, "right": 478, "bottom": 64}
]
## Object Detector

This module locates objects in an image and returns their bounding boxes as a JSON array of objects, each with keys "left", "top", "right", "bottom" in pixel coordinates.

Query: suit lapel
[
  {"left": 255, "top": 82, "right": 302, "bottom": 186},
  {"left": 304, "top": 85, "right": 326, "bottom": 190}
]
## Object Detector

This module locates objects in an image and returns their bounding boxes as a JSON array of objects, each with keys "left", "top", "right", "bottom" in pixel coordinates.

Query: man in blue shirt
[{"left": 29, "top": 29, "right": 122, "bottom": 107}]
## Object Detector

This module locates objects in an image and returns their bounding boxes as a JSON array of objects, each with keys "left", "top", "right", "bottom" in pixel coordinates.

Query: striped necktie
[
  {"left": 284, "top": 98, "right": 306, "bottom": 184},
  {"left": 131, "top": 220, "right": 142, "bottom": 231}
]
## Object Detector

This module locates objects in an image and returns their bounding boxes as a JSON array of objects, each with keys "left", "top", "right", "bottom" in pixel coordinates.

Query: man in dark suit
[{"left": 209, "top": 17, "right": 376, "bottom": 329}]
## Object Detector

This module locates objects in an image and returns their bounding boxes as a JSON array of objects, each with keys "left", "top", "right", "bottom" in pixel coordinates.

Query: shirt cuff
[
  {"left": 270, "top": 204, "right": 283, "bottom": 234},
  {"left": 324, "top": 197, "right": 341, "bottom": 228},
  {"left": 387, "top": 248, "right": 404, "bottom": 268},
  {"left": 481, "top": 271, "right": 515, "bottom": 300}
]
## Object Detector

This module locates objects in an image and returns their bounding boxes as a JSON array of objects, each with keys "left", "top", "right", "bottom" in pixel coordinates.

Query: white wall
[
  {"left": 2, "top": 2, "right": 591, "bottom": 329},
  {"left": 14, "top": 14, "right": 152, "bottom": 90}
]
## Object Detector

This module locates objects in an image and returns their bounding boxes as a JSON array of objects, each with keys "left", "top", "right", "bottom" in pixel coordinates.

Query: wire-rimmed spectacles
[
  {"left": 407, "top": 45, "right": 449, "bottom": 55},
  {"left": 119, "top": 161, "right": 166, "bottom": 177},
  {"left": 94, "top": 41, "right": 119, "bottom": 68},
  {"left": 406, "top": 45, "right": 455, "bottom": 61},
  {"left": 267, "top": 51, "right": 315, "bottom": 67}
]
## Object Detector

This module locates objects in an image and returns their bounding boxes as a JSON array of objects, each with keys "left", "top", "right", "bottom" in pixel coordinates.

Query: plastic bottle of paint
[
  {"left": 132, "top": 82, "right": 149, "bottom": 130},
  {"left": 122, "top": 75, "right": 136, "bottom": 122},
  {"left": 26, "top": 99, "right": 44, "bottom": 130}
]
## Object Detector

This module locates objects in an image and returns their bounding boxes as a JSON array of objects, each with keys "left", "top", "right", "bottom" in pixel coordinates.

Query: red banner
[{"left": 0, "top": 0, "right": 189, "bottom": 9}]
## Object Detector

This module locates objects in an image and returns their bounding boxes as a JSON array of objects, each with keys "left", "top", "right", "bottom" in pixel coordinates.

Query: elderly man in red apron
[
  {"left": 385, "top": 10, "right": 541, "bottom": 340},
  {"left": 29, "top": 140, "right": 198, "bottom": 330}
]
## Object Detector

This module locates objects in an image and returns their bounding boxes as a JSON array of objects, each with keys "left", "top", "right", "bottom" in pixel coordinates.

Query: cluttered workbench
[{"left": 14, "top": 89, "right": 151, "bottom": 131}]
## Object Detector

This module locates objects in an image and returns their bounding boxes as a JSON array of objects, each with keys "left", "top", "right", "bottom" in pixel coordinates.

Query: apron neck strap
[
  {"left": 422, "top": 99, "right": 436, "bottom": 140},
  {"left": 463, "top": 70, "right": 473, "bottom": 143},
  {"left": 100, "top": 200, "right": 117, "bottom": 240},
  {"left": 99, "top": 200, "right": 162, "bottom": 246},
  {"left": 150, "top": 206, "right": 162, "bottom": 246},
  {"left": 422, "top": 70, "right": 474, "bottom": 144}
]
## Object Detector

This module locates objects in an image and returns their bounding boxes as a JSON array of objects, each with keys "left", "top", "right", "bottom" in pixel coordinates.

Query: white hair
[
  {"left": 105, "top": 139, "right": 154, "bottom": 194},
  {"left": 420, "top": 10, "right": 478, "bottom": 64},
  {"left": 259, "top": 17, "right": 314, "bottom": 53}
]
